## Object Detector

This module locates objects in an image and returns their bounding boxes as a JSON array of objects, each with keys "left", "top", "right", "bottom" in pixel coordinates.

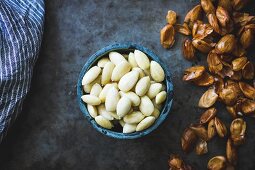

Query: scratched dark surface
[{"left": 0, "top": 0, "right": 255, "bottom": 170}]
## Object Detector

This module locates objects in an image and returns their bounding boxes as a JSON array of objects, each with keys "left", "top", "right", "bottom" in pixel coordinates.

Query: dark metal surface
[{"left": 0, "top": 0, "right": 255, "bottom": 169}]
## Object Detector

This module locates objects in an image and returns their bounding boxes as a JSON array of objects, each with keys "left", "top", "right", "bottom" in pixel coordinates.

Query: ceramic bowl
[{"left": 77, "top": 43, "right": 173, "bottom": 139}]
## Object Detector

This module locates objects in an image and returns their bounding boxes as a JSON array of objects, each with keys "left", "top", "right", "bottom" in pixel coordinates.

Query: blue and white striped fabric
[{"left": 0, "top": 0, "right": 44, "bottom": 143}]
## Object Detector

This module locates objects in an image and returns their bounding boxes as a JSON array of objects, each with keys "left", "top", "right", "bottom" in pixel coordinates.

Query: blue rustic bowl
[{"left": 77, "top": 43, "right": 173, "bottom": 139}]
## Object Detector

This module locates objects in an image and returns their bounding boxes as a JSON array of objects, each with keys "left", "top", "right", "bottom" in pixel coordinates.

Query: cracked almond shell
[
  {"left": 207, "top": 156, "right": 227, "bottom": 170},
  {"left": 181, "top": 128, "right": 197, "bottom": 153},
  {"left": 166, "top": 10, "right": 177, "bottom": 25},
  {"left": 195, "top": 140, "right": 208, "bottom": 155},
  {"left": 215, "top": 117, "right": 227, "bottom": 138},
  {"left": 160, "top": 24, "right": 175, "bottom": 49},
  {"left": 183, "top": 39, "right": 196, "bottom": 60},
  {"left": 232, "top": 56, "right": 247, "bottom": 71},
  {"left": 230, "top": 118, "right": 246, "bottom": 145},
  {"left": 207, "top": 119, "right": 216, "bottom": 140},
  {"left": 198, "top": 88, "right": 218, "bottom": 108},
  {"left": 200, "top": 107, "right": 217, "bottom": 124},
  {"left": 215, "top": 34, "right": 236, "bottom": 54},
  {"left": 242, "top": 61, "right": 254, "bottom": 80},
  {"left": 183, "top": 65, "right": 205, "bottom": 81},
  {"left": 192, "top": 38, "right": 215, "bottom": 53},
  {"left": 226, "top": 138, "right": 238, "bottom": 165},
  {"left": 190, "top": 124, "right": 208, "bottom": 141},
  {"left": 193, "top": 72, "right": 214, "bottom": 86},
  {"left": 239, "top": 82, "right": 255, "bottom": 100}
]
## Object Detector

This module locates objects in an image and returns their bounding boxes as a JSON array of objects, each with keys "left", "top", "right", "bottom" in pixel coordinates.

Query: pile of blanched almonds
[
  {"left": 160, "top": 0, "right": 255, "bottom": 169},
  {"left": 81, "top": 50, "right": 167, "bottom": 133}
]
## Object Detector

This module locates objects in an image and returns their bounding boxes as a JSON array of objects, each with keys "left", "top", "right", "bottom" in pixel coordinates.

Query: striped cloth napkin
[{"left": 0, "top": 0, "right": 45, "bottom": 142}]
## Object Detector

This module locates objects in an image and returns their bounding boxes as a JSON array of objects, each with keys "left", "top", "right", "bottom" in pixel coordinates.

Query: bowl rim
[{"left": 77, "top": 43, "right": 173, "bottom": 139}]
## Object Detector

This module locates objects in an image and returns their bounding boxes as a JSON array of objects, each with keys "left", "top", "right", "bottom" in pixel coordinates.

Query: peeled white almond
[
  {"left": 109, "top": 51, "right": 127, "bottom": 65},
  {"left": 128, "top": 52, "right": 138, "bottom": 68},
  {"left": 99, "top": 83, "right": 118, "bottom": 102},
  {"left": 87, "top": 104, "right": 98, "bottom": 118},
  {"left": 143, "top": 68, "right": 151, "bottom": 77},
  {"left": 98, "top": 104, "right": 114, "bottom": 120},
  {"left": 82, "top": 66, "right": 101, "bottom": 85},
  {"left": 95, "top": 115, "right": 113, "bottom": 129},
  {"left": 83, "top": 75, "right": 101, "bottom": 93},
  {"left": 155, "top": 91, "right": 167, "bottom": 104},
  {"left": 134, "top": 50, "right": 150, "bottom": 70},
  {"left": 119, "top": 91, "right": 140, "bottom": 106},
  {"left": 101, "top": 62, "right": 115, "bottom": 85},
  {"left": 97, "top": 57, "right": 110, "bottom": 68},
  {"left": 132, "top": 67, "right": 145, "bottom": 79},
  {"left": 139, "top": 96, "right": 154, "bottom": 116},
  {"left": 153, "top": 99, "right": 163, "bottom": 110},
  {"left": 83, "top": 85, "right": 92, "bottom": 94},
  {"left": 119, "top": 120, "right": 125, "bottom": 127},
  {"left": 150, "top": 61, "right": 165, "bottom": 82},
  {"left": 123, "top": 123, "right": 137, "bottom": 133},
  {"left": 105, "top": 86, "right": 120, "bottom": 112},
  {"left": 118, "top": 70, "right": 139, "bottom": 92},
  {"left": 117, "top": 96, "right": 132, "bottom": 118},
  {"left": 136, "top": 116, "right": 155, "bottom": 131},
  {"left": 152, "top": 108, "right": 160, "bottom": 119},
  {"left": 81, "top": 95, "right": 101, "bottom": 105},
  {"left": 108, "top": 112, "right": 121, "bottom": 120},
  {"left": 111, "top": 61, "right": 131, "bottom": 81},
  {"left": 123, "top": 111, "right": 145, "bottom": 124},
  {"left": 135, "top": 76, "right": 151, "bottom": 96},
  {"left": 90, "top": 83, "right": 102, "bottom": 97},
  {"left": 147, "top": 83, "right": 163, "bottom": 99}
]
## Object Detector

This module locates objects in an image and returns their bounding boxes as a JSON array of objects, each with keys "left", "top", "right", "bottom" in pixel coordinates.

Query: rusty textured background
[{"left": 0, "top": 0, "right": 255, "bottom": 169}]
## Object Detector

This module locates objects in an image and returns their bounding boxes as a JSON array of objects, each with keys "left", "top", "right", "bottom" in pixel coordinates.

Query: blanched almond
[
  {"left": 147, "top": 83, "right": 163, "bottom": 99},
  {"left": 132, "top": 67, "right": 145, "bottom": 79},
  {"left": 116, "top": 96, "right": 132, "bottom": 117},
  {"left": 109, "top": 51, "right": 127, "bottom": 65},
  {"left": 118, "top": 70, "right": 139, "bottom": 92},
  {"left": 95, "top": 115, "right": 113, "bottom": 129},
  {"left": 123, "top": 123, "right": 137, "bottom": 133},
  {"left": 119, "top": 91, "right": 141, "bottom": 106},
  {"left": 119, "top": 120, "right": 125, "bottom": 127},
  {"left": 123, "top": 111, "right": 145, "bottom": 124},
  {"left": 98, "top": 104, "right": 114, "bottom": 120},
  {"left": 136, "top": 116, "right": 156, "bottom": 131},
  {"left": 90, "top": 83, "right": 102, "bottom": 97},
  {"left": 143, "top": 68, "right": 151, "bottom": 78},
  {"left": 139, "top": 96, "right": 154, "bottom": 116},
  {"left": 155, "top": 91, "right": 167, "bottom": 104},
  {"left": 152, "top": 108, "right": 160, "bottom": 119},
  {"left": 81, "top": 95, "right": 101, "bottom": 105},
  {"left": 105, "top": 86, "right": 120, "bottom": 111},
  {"left": 82, "top": 66, "right": 101, "bottom": 85},
  {"left": 128, "top": 52, "right": 138, "bottom": 68},
  {"left": 87, "top": 104, "right": 98, "bottom": 118},
  {"left": 134, "top": 50, "right": 150, "bottom": 70},
  {"left": 101, "top": 62, "right": 115, "bottom": 85},
  {"left": 99, "top": 83, "right": 118, "bottom": 102},
  {"left": 83, "top": 75, "right": 101, "bottom": 93},
  {"left": 111, "top": 61, "right": 131, "bottom": 81},
  {"left": 97, "top": 57, "right": 110, "bottom": 68},
  {"left": 150, "top": 61, "right": 165, "bottom": 82},
  {"left": 135, "top": 76, "right": 151, "bottom": 96}
]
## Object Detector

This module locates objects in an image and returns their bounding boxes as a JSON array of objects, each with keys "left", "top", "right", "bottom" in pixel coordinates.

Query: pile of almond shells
[{"left": 160, "top": 0, "right": 255, "bottom": 169}]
